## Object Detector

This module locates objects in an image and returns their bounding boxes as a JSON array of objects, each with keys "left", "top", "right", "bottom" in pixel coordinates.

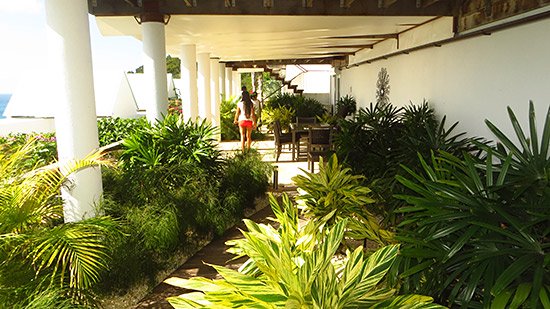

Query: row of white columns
[
  {"left": 181, "top": 48, "right": 241, "bottom": 125},
  {"left": 44, "top": 0, "right": 243, "bottom": 222}
]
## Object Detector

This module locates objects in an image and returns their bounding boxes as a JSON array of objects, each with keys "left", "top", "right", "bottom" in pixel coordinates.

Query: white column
[
  {"left": 180, "top": 44, "right": 198, "bottom": 121},
  {"left": 142, "top": 21, "right": 168, "bottom": 123},
  {"left": 45, "top": 0, "right": 102, "bottom": 222},
  {"left": 210, "top": 58, "right": 220, "bottom": 128},
  {"left": 232, "top": 71, "right": 241, "bottom": 96},
  {"left": 197, "top": 53, "right": 211, "bottom": 120},
  {"left": 225, "top": 67, "right": 233, "bottom": 98},
  {"left": 219, "top": 62, "right": 226, "bottom": 100}
]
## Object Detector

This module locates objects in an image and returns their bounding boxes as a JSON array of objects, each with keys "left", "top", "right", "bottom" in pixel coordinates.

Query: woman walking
[{"left": 234, "top": 86, "right": 256, "bottom": 152}]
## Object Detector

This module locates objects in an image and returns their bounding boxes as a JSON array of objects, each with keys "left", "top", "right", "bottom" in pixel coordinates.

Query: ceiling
[{"left": 96, "top": 14, "right": 439, "bottom": 64}]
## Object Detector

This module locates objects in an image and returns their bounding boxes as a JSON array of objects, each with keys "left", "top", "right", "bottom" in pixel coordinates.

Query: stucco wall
[{"left": 339, "top": 18, "right": 550, "bottom": 142}]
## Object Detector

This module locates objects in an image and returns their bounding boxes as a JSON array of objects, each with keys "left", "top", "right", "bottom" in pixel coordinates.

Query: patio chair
[
  {"left": 306, "top": 126, "right": 333, "bottom": 173},
  {"left": 294, "top": 117, "right": 317, "bottom": 159},
  {"left": 273, "top": 120, "right": 293, "bottom": 162}
]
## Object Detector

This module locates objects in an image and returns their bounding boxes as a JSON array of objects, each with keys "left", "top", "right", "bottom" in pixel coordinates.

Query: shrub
[
  {"left": 263, "top": 93, "right": 326, "bottom": 128},
  {"left": 120, "top": 114, "right": 221, "bottom": 175},
  {"left": 335, "top": 94, "right": 357, "bottom": 118},
  {"left": 99, "top": 120, "right": 271, "bottom": 293},
  {"left": 97, "top": 117, "right": 147, "bottom": 146},
  {"left": 0, "top": 133, "right": 57, "bottom": 168},
  {"left": 219, "top": 150, "right": 271, "bottom": 217},
  {"left": 393, "top": 102, "right": 550, "bottom": 308},
  {"left": 292, "top": 154, "right": 393, "bottom": 245},
  {"left": 0, "top": 140, "right": 118, "bottom": 307},
  {"left": 165, "top": 194, "right": 444, "bottom": 308},
  {"left": 334, "top": 101, "right": 475, "bottom": 226},
  {"left": 220, "top": 96, "right": 241, "bottom": 141}
]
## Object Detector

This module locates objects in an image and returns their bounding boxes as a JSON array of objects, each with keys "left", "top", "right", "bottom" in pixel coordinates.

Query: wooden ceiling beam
[
  {"left": 317, "top": 44, "right": 374, "bottom": 49},
  {"left": 378, "top": 0, "right": 398, "bottom": 9},
  {"left": 326, "top": 33, "right": 398, "bottom": 39},
  {"left": 420, "top": 0, "right": 442, "bottom": 8},
  {"left": 224, "top": 56, "right": 347, "bottom": 67},
  {"left": 88, "top": 0, "right": 454, "bottom": 16}
]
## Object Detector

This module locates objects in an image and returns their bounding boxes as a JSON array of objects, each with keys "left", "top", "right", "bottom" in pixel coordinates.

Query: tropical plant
[
  {"left": 334, "top": 101, "right": 475, "bottom": 227},
  {"left": 263, "top": 93, "right": 326, "bottom": 127},
  {"left": 98, "top": 133, "right": 272, "bottom": 293},
  {"left": 262, "top": 105, "right": 294, "bottom": 132},
  {"left": 0, "top": 132, "right": 57, "bottom": 168},
  {"left": 165, "top": 194, "right": 445, "bottom": 309},
  {"left": 0, "top": 139, "right": 119, "bottom": 307},
  {"left": 335, "top": 102, "right": 404, "bottom": 179},
  {"left": 292, "top": 154, "right": 393, "bottom": 245},
  {"left": 218, "top": 150, "right": 271, "bottom": 218},
  {"left": 220, "top": 96, "right": 241, "bottom": 141},
  {"left": 120, "top": 114, "right": 220, "bottom": 172},
  {"left": 335, "top": 94, "right": 357, "bottom": 118},
  {"left": 97, "top": 116, "right": 147, "bottom": 147},
  {"left": 168, "top": 98, "right": 183, "bottom": 115},
  {"left": 393, "top": 102, "right": 550, "bottom": 308}
]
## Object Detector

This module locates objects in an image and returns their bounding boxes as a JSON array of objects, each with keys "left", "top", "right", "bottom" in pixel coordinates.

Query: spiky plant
[
  {"left": 394, "top": 102, "right": 550, "bottom": 308},
  {"left": 0, "top": 139, "right": 120, "bottom": 307}
]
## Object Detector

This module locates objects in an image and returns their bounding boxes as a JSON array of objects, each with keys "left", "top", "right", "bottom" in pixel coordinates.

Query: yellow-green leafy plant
[
  {"left": 0, "top": 139, "right": 120, "bottom": 307},
  {"left": 293, "top": 154, "right": 394, "bottom": 245},
  {"left": 165, "top": 194, "right": 444, "bottom": 308}
]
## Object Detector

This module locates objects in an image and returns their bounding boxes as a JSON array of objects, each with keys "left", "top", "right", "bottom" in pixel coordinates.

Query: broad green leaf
[
  {"left": 492, "top": 255, "right": 533, "bottom": 296},
  {"left": 509, "top": 282, "right": 531, "bottom": 309}
]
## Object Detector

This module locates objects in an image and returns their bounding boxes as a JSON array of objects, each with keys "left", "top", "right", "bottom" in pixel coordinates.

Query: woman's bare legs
[
  {"left": 239, "top": 126, "right": 246, "bottom": 152},
  {"left": 246, "top": 127, "right": 253, "bottom": 150}
]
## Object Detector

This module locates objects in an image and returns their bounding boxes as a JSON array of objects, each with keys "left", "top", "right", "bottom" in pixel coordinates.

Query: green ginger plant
[
  {"left": 0, "top": 139, "right": 119, "bottom": 307},
  {"left": 165, "top": 194, "right": 444, "bottom": 308},
  {"left": 293, "top": 154, "right": 394, "bottom": 245}
]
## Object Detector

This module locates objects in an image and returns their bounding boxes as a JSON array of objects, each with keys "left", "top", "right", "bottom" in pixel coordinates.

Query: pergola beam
[
  {"left": 326, "top": 33, "right": 399, "bottom": 39},
  {"left": 89, "top": 0, "right": 454, "bottom": 16},
  {"left": 225, "top": 56, "right": 347, "bottom": 67},
  {"left": 318, "top": 44, "right": 374, "bottom": 49}
]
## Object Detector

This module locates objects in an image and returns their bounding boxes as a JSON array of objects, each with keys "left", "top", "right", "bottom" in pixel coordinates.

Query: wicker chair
[{"left": 273, "top": 120, "right": 293, "bottom": 162}]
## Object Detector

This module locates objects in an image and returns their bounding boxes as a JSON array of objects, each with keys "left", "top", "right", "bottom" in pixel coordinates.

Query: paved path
[{"left": 134, "top": 139, "right": 302, "bottom": 308}]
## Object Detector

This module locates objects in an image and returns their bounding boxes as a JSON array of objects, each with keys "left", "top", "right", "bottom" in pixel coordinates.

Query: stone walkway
[{"left": 134, "top": 139, "right": 304, "bottom": 308}]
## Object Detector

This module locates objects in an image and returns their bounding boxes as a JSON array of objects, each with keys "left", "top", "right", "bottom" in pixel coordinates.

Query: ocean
[{"left": 0, "top": 94, "right": 10, "bottom": 119}]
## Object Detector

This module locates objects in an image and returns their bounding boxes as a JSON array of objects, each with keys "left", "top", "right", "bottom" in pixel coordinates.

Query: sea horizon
[{"left": 0, "top": 94, "right": 11, "bottom": 119}]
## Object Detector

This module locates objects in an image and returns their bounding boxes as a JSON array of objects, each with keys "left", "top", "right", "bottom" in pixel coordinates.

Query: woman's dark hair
[{"left": 241, "top": 88, "right": 253, "bottom": 119}]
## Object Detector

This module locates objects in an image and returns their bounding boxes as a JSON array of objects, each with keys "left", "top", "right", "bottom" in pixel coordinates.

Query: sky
[{"left": 0, "top": 0, "right": 143, "bottom": 94}]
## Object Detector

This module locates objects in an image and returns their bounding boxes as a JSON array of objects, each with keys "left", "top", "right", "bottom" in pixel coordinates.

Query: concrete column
[
  {"left": 197, "top": 53, "right": 211, "bottom": 120},
  {"left": 45, "top": 0, "right": 102, "bottom": 222},
  {"left": 180, "top": 44, "right": 198, "bottom": 121},
  {"left": 225, "top": 67, "right": 233, "bottom": 98},
  {"left": 142, "top": 21, "right": 168, "bottom": 123},
  {"left": 219, "top": 62, "right": 226, "bottom": 100},
  {"left": 232, "top": 71, "right": 241, "bottom": 95},
  {"left": 210, "top": 58, "right": 220, "bottom": 128}
]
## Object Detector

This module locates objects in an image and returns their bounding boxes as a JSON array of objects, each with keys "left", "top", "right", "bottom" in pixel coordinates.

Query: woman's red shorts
[{"left": 239, "top": 120, "right": 253, "bottom": 128}]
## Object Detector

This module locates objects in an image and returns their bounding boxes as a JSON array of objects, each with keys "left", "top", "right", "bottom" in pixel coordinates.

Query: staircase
[{"left": 264, "top": 66, "right": 304, "bottom": 95}]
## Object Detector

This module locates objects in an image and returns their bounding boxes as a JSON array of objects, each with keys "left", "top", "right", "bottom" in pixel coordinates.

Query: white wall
[
  {"left": 340, "top": 18, "right": 550, "bottom": 142},
  {"left": 0, "top": 118, "right": 55, "bottom": 135}
]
